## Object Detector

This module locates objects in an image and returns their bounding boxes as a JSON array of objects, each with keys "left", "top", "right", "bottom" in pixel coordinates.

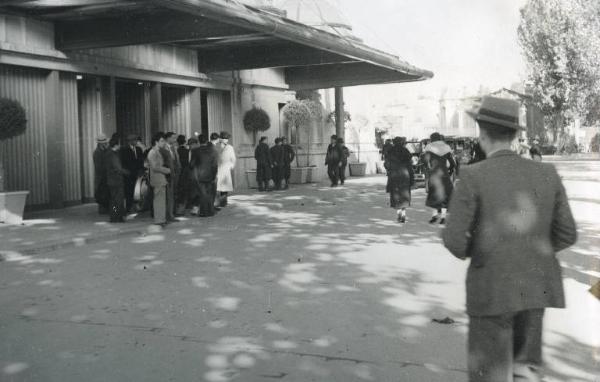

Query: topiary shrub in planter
[
  {"left": 0, "top": 97, "right": 29, "bottom": 224},
  {"left": 243, "top": 106, "right": 270, "bottom": 145},
  {"left": 243, "top": 107, "right": 270, "bottom": 188}
]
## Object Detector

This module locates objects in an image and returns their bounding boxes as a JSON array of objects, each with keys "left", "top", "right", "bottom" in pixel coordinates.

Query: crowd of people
[
  {"left": 93, "top": 131, "right": 236, "bottom": 226},
  {"left": 254, "top": 136, "right": 296, "bottom": 191}
]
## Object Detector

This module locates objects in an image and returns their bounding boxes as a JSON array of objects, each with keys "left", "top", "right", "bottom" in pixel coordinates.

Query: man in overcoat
[
  {"left": 270, "top": 138, "right": 285, "bottom": 190},
  {"left": 190, "top": 134, "right": 218, "bottom": 217},
  {"left": 325, "top": 134, "right": 343, "bottom": 187},
  {"left": 105, "top": 137, "right": 130, "bottom": 223},
  {"left": 120, "top": 134, "right": 145, "bottom": 213},
  {"left": 443, "top": 96, "right": 577, "bottom": 382},
  {"left": 281, "top": 137, "right": 295, "bottom": 189},
  {"left": 93, "top": 133, "right": 110, "bottom": 214},
  {"left": 254, "top": 136, "right": 273, "bottom": 192}
]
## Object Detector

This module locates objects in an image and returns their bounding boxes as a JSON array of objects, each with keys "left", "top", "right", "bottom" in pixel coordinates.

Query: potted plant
[
  {"left": 348, "top": 114, "right": 368, "bottom": 177},
  {"left": 243, "top": 107, "right": 270, "bottom": 188},
  {"left": 282, "top": 99, "right": 316, "bottom": 183},
  {"left": 0, "top": 97, "right": 29, "bottom": 224}
]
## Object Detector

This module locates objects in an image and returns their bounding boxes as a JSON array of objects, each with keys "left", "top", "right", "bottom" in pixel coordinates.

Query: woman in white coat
[{"left": 216, "top": 132, "right": 236, "bottom": 207}]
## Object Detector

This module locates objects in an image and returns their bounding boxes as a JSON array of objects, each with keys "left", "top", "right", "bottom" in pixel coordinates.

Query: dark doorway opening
[
  {"left": 200, "top": 90, "right": 209, "bottom": 139},
  {"left": 115, "top": 80, "right": 147, "bottom": 144}
]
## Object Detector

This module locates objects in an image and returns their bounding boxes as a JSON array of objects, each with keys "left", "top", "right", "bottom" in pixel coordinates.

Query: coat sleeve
[
  {"left": 550, "top": 167, "right": 577, "bottom": 252},
  {"left": 112, "top": 152, "right": 130, "bottom": 176},
  {"left": 442, "top": 169, "right": 478, "bottom": 260},
  {"left": 148, "top": 151, "right": 170, "bottom": 174}
]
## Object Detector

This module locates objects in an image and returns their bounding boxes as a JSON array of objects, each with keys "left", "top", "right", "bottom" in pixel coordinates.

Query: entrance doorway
[{"left": 115, "top": 80, "right": 148, "bottom": 144}]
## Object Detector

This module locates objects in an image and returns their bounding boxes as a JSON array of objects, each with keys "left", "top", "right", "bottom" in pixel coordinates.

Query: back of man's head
[{"left": 210, "top": 133, "right": 220, "bottom": 141}]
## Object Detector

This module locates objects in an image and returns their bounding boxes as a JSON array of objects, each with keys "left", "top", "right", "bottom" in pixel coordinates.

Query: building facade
[{"left": 0, "top": 0, "right": 431, "bottom": 210}]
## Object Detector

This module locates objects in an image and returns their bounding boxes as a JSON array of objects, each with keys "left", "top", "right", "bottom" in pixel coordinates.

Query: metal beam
[
  {"left": 198, "top": 43, "right": 355, "bottom": 72},
  {"left": 285, "top": 62, "right": 424, "bottom": 91},
  {"left": 55, "top": 11, "right": 253, "bottom": 50}
]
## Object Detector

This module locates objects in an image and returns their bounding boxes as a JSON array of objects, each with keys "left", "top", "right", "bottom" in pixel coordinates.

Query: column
[
  {"left": 45, "top": 70, "right": 65, "bottom": 209},
  {"left": 335, "top": 87, "right": 345, "bottom": 140},
  {"left": 149, "top": 82, "right": 162, "bottom": 135}
]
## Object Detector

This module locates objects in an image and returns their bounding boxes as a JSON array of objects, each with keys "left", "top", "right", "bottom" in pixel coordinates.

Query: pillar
[
  {"left": 45, "top": 70, "right": 65, "bottom": 209},
  {"left": 335, "top": 87, "right": 345, "bottom": 140},
  {"left": 100, "top": 76, "right": 116, "bottom": 137},
  {"left": 149, "top": 82, "right": 162, "bottom": 135},
  {"left": 190, "top": 87, "right": 202, "bottom": 136}
]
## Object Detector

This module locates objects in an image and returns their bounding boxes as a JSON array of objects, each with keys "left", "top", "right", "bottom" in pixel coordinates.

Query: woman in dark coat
[
  {"left": 385, "top": 137, "right": 414, "bottom": 223},
  {"left": 423, "top": 132, "right": 456, "bottom": 224}
]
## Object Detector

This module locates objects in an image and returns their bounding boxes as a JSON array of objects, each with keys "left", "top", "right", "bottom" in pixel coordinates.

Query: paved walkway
[{"left": 0, "top": 172, "right": 598, "bottom": 382}]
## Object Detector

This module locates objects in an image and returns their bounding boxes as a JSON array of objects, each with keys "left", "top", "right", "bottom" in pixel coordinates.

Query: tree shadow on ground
[{"left": 1, "top": 176, "right": 598, "bottom": 381}]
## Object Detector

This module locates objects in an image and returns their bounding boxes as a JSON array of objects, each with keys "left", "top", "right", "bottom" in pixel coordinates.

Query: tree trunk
[
  {"left": 306, "top": 126, "right": 311, "bottom": 167},
  {"left": 0, "top": 144, "right": 4, "bottom": 192}
]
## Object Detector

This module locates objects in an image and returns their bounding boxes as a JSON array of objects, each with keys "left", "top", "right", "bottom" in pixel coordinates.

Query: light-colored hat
[
  {"left": 466, "top": 96, "right": 525, "bottom": 130},
  {"left": 96, "top": 133, "right": 108, "bottom": 143}
]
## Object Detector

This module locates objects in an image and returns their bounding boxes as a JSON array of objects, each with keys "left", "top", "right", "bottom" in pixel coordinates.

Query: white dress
[{"left": 216, "top": 144, "right": 236, "bottom": 192}]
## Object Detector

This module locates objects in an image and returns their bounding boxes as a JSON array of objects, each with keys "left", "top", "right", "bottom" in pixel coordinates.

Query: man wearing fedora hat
[
  {"left": 443, "top": 96, "right": 577, "bottom": 382},
  {"left": 93, "top": 133, "right": 110, "bottom": 214}
]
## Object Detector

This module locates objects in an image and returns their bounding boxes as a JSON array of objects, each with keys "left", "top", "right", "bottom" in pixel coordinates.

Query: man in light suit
[
  {"left": 443, "top": 96, "right": 577, "bottom": 382},
  {"left": 147, "top": 132, "right": 171, "bottom": 227}
]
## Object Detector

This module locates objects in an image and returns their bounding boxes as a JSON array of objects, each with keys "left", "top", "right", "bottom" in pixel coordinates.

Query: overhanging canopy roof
[{"left": 0, "top": 0, "right": 434, "bottom": 90}]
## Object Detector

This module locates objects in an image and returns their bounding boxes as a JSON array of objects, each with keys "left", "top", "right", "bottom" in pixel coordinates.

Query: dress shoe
[
  {"left": 429, "top": 216, "right": 439, "bottom": 224},
  {"left": 439, "top": 218, "right": 446, "bottom": 225}
]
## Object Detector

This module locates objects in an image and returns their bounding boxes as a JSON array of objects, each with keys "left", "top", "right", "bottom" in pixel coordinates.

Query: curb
[{"left": 4, "top": 227, "right": 147, "bottom": 256}]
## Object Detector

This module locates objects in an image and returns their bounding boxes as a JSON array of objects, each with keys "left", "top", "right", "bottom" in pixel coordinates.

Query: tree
[
  {"left": 0, "top": 98, "right": 27, "bottom": 192},
  {"left": 348, "top": 114, "right": 369, "bottom": 163},
  {"left": 282, "top": 100, "right": 313, "bottom": 167},
  {"left": 518, "top": 0, "right": 600, "bottom": 142},
  {"left": 243, "top": 107, "right": 270, "bottom": 145},
  {"left": 590, "top": 132, "right": 600, "bottom": 152}
]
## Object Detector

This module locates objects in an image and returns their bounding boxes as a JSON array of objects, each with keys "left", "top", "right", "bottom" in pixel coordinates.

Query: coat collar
[{"left": 488, "top": 149, "right": 518, "bottom": 159}]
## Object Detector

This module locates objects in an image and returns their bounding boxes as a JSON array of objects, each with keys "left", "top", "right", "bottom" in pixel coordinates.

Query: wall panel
[
  {"left": 78, "top": 76, "right": 103, "bottom": 200},
  {"left": 207, "top": 89, "right": 232, "bottom": 138},
  {"left": 60, "top": 72, "right": 81, "bottom": 203},
  {"left": 0, "top": 64, "right": 49, "bottom": 205},
  {"left": 161, "top": 86, "right": 191, "bottom": 137}
]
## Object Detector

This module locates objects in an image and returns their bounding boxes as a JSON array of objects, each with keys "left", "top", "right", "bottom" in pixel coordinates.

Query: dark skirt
[
  {"left": 426, "top": 171, "right": 453, "bottom": 209},
  {"left": 387, "top": 168, "right": 412, "bottom": 209}
]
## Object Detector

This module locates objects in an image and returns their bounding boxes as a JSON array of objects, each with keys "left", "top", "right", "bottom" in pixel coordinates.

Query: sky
[{"left": 328, "top": 0, "right": 529, "bottom": 114}]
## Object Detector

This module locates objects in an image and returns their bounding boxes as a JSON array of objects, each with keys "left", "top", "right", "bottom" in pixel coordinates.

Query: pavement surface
[{"left": 0, "top": 159, "right": 599, "bottom": 382}]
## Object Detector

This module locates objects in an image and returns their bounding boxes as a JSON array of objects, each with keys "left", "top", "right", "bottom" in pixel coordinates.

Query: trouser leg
[
  {"left": 166, "top": 182, "right": 174, "bottom": 220},
  {"left": 468, "top": 313, "right": 513, "bottom": 382},
  {"left": 327, "top": 165, "right": 338, "bottom": 185},
  {"left": 339, "top": 164, "right": 346, "bottom": 183},
  {"left": 109, "top": 185, "right": 125, "bottom": 222},
  {"left": 153, "top": 185, "right": 166, "bottom": 224},
  {"left": 124, "top": 176, "right": 136, "bottom": 212},
  {"left": 220, "top": 192, "right": 228, "bottom": 207},
  {"left": 514, "top": 309, "right": 544, "bottom": 366}
]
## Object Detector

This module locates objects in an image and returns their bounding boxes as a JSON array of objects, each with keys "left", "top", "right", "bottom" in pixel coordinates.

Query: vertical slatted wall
[
  {"left": 0, "top": 65, "right": 49, "bottom": 206},
  {"left": 78, "top": 76, "right": 103, "bottom": 201},
  {"left": 161, "top": 86, "right": 191, "bottom": 137},
  {"left": 207, "top": 89, "right": 232, "bottom": 137},
  {"left": 60, "top": 73, "right": 81, "bottom": 203}
]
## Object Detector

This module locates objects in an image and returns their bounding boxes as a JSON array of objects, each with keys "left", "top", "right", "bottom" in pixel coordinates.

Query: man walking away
[
  {"left": 325, "top": 134, "right": 343, "bottom": 187},
  {"left": 216, "top": 132, "right": 236, "bottom": 207},
  {"left": 147, "top": 133, "right": 171, "bottom": 227},
  {"left": 105, "top": 137, "right": 130, "bottom": 223},
  {"left": 282, "top": 137, "right": 295, "bottom": 189},
  {"left": 120, "top": 134, "right": 144, "bottom": 213},
  {"left": 190, "top": 134, "right": 218, "bottom": 217},
  {"left": 270, "top": 138, "right": 285, "bottom": 190},
  {"left": 255, "top": 136, "right": 272, "bottom": 192},
  {"left": 423, "top": 132, "right": 456, "bottom": 224},
  {"left": 529, "top": 136, "right": 542, "bottom": 161},
  {"left": 93, "top": 133, "right": 110, "bottom": 214},
  {"left": 443, "top": 96, "right": 577, "bottom": 382},
  {"left": 337, "top": 138, "right": 350, "bottom": 185}
]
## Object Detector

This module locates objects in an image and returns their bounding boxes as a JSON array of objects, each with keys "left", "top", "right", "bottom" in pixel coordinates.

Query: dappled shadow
[{"left": 0, "top": 171, "right": 598, "bottom": 381}]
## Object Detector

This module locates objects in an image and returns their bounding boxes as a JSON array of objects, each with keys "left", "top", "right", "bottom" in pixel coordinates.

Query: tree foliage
[
  {"left": 518, "top": 0, "right": 600, "bottom": 140},
  {"left": 0, "top": 98, "right": 27, "bottom": 141},
  {"left": 282, "top": 99, "right": 322, "bottom": 167},
  {"left": 591, "top": 132, "right": 600, "bottom": 152},
  {"left": 243, "top": 107, "right": 271, "bottom": 133}
]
